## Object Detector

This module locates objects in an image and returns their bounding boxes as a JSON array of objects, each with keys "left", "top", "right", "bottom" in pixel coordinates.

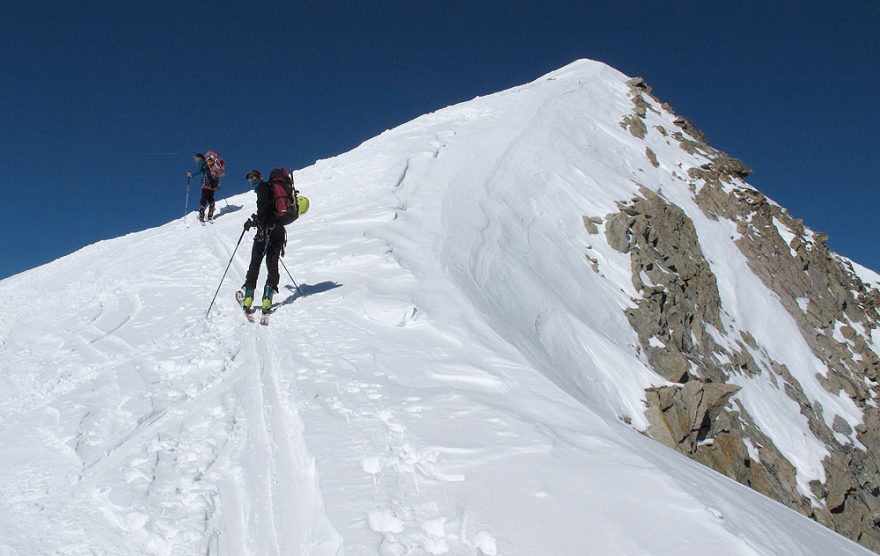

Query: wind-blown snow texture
[{"left": 0, "top": 60, "right": 873, "bottom": 555}]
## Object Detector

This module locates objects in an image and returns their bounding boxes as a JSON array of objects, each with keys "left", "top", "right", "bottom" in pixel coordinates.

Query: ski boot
[
  {"left": 243, "top": 288, "right": 255, "bottom": 311},
  {"left": 261, "top": 284, "right": 275, "bottom": 314},
  {"left": 198, "top": 208, "right": 206, "bottom": 223}
]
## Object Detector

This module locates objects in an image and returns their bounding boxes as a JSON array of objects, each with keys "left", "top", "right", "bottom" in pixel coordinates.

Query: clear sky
[{"left": 1, "top": 1, "right": 877, "bottom": 279}]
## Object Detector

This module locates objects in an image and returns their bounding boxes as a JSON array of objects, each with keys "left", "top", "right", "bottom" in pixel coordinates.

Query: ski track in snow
[
  {"left": 0, "top": 219, "right": 342, "bottom": 555},
  {"left": 0, "top": 60, "right": 874, "bottom": 556}
]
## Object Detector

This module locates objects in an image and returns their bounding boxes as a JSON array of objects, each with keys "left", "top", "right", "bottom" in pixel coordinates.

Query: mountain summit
[{"left": 1, "top": 59, "right": 877, "bottom": 555}]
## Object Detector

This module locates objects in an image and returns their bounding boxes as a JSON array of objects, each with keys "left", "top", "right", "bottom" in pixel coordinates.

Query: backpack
[
  {"left": 210, "top": 158, "right": 225, "bottom": 179},
  {"left": 205, "top": 151, "right": 225, "bottom": 186},
  {"left": 268, "top": 167, "right": 299, "bottom": 225}
]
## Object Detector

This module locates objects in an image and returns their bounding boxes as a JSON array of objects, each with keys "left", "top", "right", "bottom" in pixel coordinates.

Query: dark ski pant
[
  {"left": 244, "top": 226, "right": 286, "bottom": 294},
  {"left": 199, "top": 187, "right": 217, "bottom": 217}
]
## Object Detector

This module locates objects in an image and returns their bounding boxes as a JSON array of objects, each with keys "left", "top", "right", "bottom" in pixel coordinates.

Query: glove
[
  {"left": 186, "top": 170, "right": 192, "bottom": 178},
  {"left": 244, "top": 214, "right": 259, "bottom": 231}
]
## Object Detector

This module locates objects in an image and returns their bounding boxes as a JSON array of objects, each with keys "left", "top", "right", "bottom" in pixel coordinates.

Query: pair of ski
[{"left": 235, "top": 291, "right": 273, "bottom": 326}]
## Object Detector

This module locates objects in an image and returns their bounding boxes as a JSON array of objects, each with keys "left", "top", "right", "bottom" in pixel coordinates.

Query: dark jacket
[
  {"left": 253, "top": 179, "right": 280, "bottom": 229},
  {"left": 192, "top": 160, "right": 220, "bottom": 190}
]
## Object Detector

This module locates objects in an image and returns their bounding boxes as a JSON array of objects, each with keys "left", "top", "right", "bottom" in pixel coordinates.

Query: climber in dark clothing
[{"left": 240, "top": 169, "right": 287, "bottom": 313}]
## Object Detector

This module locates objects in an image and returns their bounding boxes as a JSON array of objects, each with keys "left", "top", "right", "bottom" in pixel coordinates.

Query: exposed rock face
[
  {"left": 604, "top": 77, "right": 880, "bottom": 552},
  {"left": 604, "top": 186, "right": 828, "bottom": 525},
  {"left": 606, "top": 187, "right": 723, "bottom": 382},
  {"left": 644, "top": 382, "right": 741, "bottom": 450},
  {"left": 693, "top": 172, "right": 880, "bottom": 550}
]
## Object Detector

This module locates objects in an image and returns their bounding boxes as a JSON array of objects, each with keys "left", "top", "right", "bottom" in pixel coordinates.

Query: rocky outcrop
[
  {"left": 602, "top": 188, "right": 830, "bottom": 521},
  {"left": 692, "top": 173, "right": 880, "bottom": 551},
  {"left": 610, "top": 78, "right": 880, "bottom": 552},
  {"left": 644, "top": 382, "right": 740, "bottom": 450},
  {"left": 621, "top": 78, "right": 652, "bottom": 139},
  {"left": 606, "top": 188, "right": 724, "bottom": 382},
  {"left": 645, "top": 147, "right": 659, "bottom": 168}
]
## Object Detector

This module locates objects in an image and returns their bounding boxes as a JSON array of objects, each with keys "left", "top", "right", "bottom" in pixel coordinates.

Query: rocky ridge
[{"left": 591, "top": 77, "right": 880, "bottom": 551}]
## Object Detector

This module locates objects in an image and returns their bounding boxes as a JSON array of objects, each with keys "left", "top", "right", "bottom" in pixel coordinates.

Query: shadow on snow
[
  {"left": 277, "top": 281, "right": 343, "bottom": 307},
  {"left": 214, "top": 203, "right": 245, "bottom": 218}
]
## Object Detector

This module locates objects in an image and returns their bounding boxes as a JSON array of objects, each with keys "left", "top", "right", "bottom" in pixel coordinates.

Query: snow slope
[{"left": 0, "top": 60, "right": 872, "bottom": 555}]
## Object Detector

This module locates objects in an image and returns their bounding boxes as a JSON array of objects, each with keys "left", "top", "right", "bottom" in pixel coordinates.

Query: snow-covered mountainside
[{"left": 1, "top": 60, "right": 877, "bottom": 555}]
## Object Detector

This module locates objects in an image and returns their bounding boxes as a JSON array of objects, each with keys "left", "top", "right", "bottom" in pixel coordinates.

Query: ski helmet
[{"left": 297, "top": 194, "right": 310, "bottom": 215}]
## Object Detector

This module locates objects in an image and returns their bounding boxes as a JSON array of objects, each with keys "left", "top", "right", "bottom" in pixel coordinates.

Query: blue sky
[{"left": 1, "top": 1, "right": 877, "bottom": 279}]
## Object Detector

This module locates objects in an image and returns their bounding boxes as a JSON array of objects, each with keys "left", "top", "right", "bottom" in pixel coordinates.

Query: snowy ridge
[{"left": 0, "top": 59, "right": 873, "bottom": 554}]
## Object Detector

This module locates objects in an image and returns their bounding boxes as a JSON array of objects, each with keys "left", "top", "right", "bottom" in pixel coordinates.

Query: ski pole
[
  {"left": 280, "top": 258, "right": 303, "bottom": 297},
  {"left": 205, "top": 228, "right": 247, "bottom": 318},
  {"left": 184, "top": 175, "right": 191, "bottom": 225}
]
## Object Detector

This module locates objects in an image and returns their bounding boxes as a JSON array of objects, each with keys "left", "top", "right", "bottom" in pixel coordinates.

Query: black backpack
[{"left": 268, "top": 168, "right": 299, "bottom": 225}]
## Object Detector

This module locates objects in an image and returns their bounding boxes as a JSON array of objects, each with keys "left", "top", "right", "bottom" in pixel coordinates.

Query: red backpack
[
  {"left": 210, "top": 158, "right": 225, "bottom": 179},
  {"left": 204, "top": 151, "right": 225, "bottom": 188},
  {"left": 205, "top": 151, "right": 226, "bottom": 181},
  {"left": 268, "top": 168, "right": 299, "bottom": 225}
]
